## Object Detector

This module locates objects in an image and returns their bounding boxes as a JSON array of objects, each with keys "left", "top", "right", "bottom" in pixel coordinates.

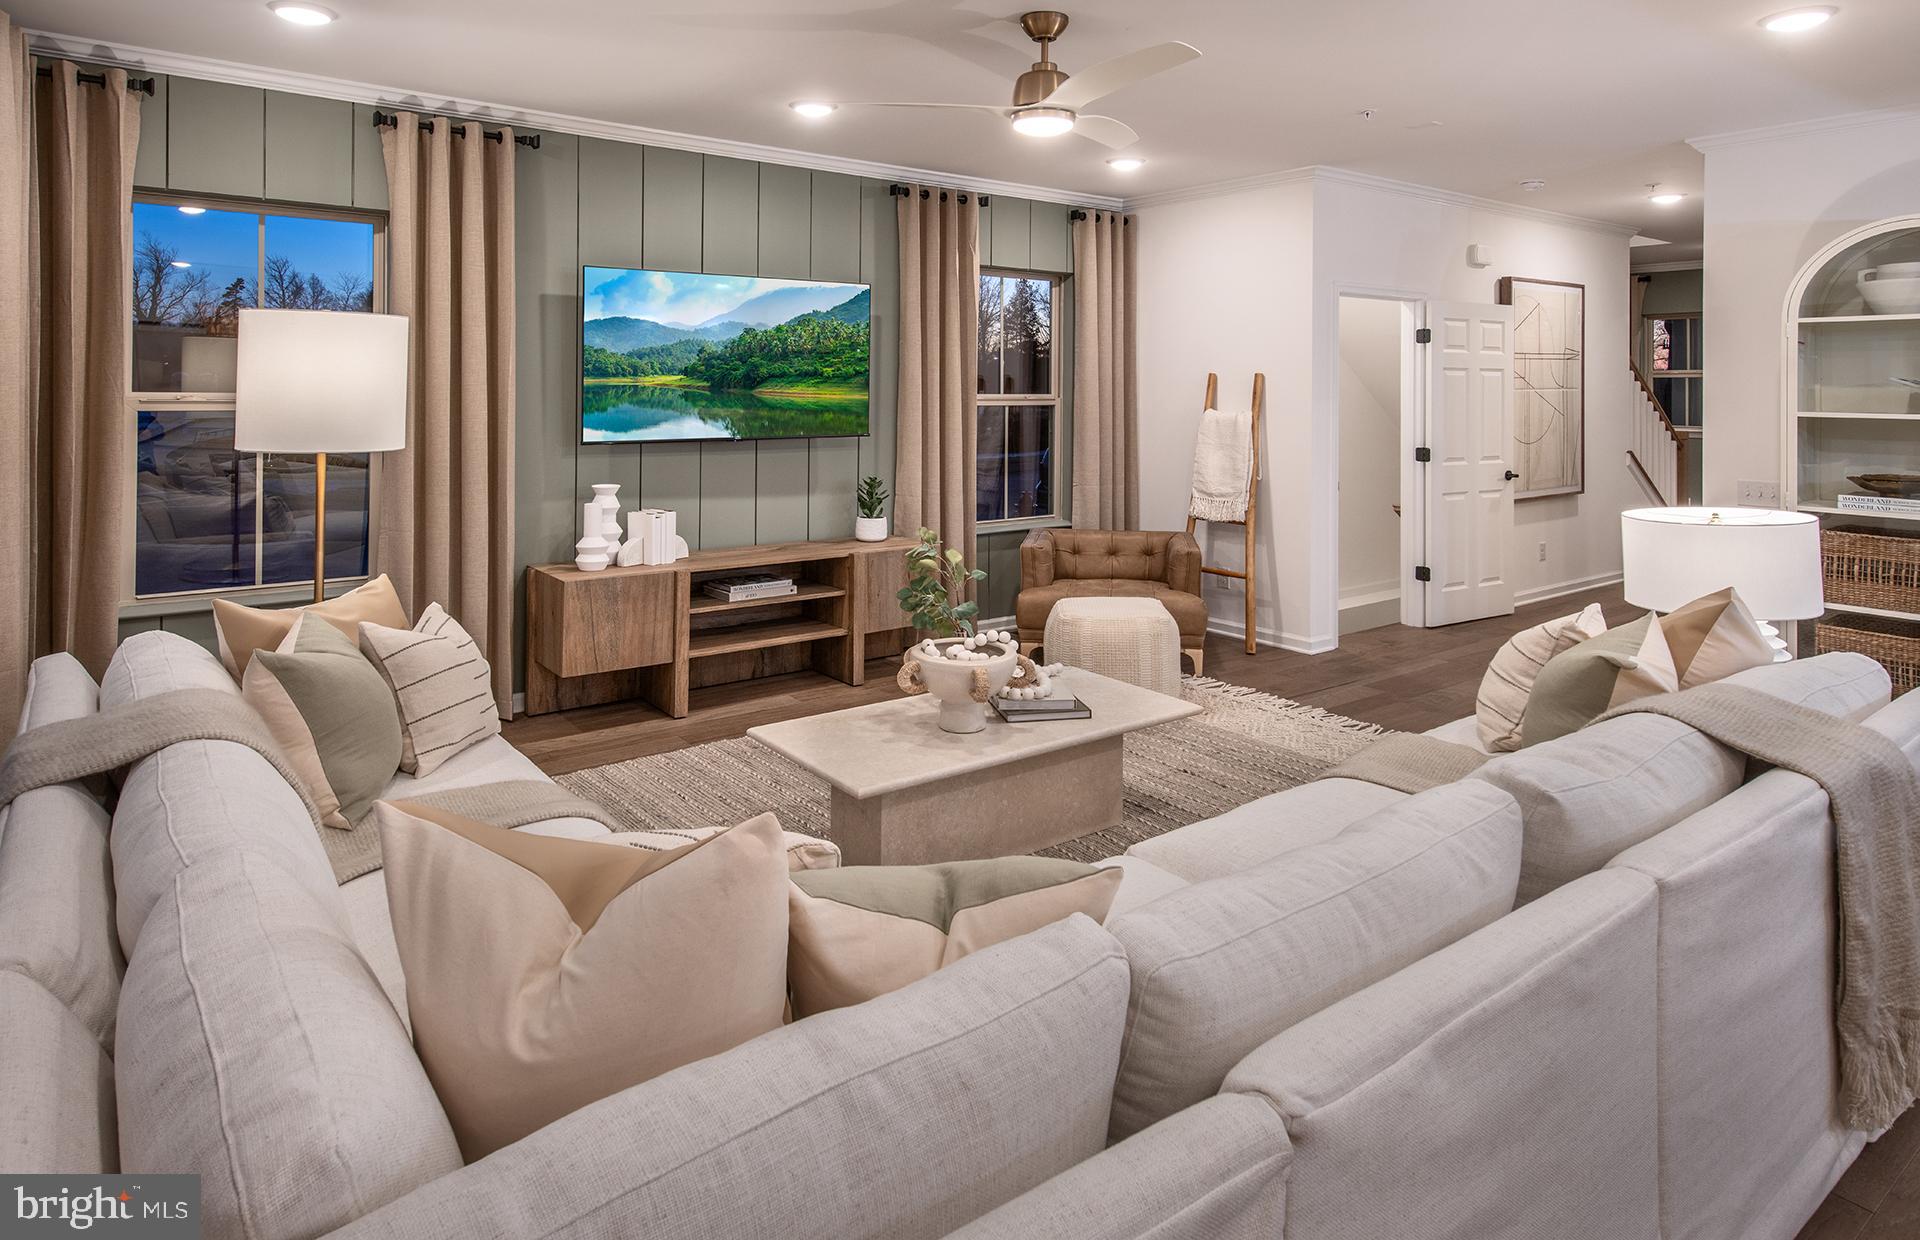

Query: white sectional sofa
[{"left": 2, "top": 630, "right": 1912, "bottom": 1240}]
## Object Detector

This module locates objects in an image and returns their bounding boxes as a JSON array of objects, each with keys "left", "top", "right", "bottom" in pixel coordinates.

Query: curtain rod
[
  {"left": 887, "top": 183, "right": 989, "bottom": 207},
  {"left": 372, "top": 109, "right": 541, "bottom": 150},
  {"left": 34, "top": 66, "right": 155, "bottom": 96}
]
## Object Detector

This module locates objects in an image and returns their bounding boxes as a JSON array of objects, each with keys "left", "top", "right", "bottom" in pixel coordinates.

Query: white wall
[
  {"left": 1337, "top": 296, "right": 1403, "bottom": 604},
  {"left": 1135, "top": 169, "right": 1636, "bottom": 652},
  {"left": 1698, "top": 112, "right": 1920, "bottom": 504}
]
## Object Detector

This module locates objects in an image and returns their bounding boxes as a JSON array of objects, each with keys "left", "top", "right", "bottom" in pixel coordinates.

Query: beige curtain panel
[
  {"left": 895, "top": 185, "right": 981, "bottom": 585},
  {"left": 1071, "top": 210, "right": 1139, "bottom": 531},
  {"left": 380, "top": 112, "right": 517, "bottom": 717},
  {"left": 0, "top": 14, "right": 28, "bottom": 739},
  {"left": 31, "top": 56, "right": 139, "bottom": 688}
]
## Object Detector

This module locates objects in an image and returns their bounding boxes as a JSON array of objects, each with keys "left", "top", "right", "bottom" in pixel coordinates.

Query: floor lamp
[
  {"left": 1620, "top": 507, "right": 1825, "bottom": 662},
  {"left": 235, "top": 309, "right": 410, "bottom": 604}
]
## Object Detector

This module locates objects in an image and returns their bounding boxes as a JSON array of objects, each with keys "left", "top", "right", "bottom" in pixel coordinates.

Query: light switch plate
[{"left": 1737, "top": 480, "right": 1782, "bottom": 507}]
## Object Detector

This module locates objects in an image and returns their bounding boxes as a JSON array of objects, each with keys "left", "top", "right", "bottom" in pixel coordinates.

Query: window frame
[
  {"left": 126, "top": 192, "right": 389, "bottom": 607},
  {"left": 1642, "top": 312, "right": 1703, "bottom": 430},
  {"left": 975, "top": 267, "right": 1064, "bottom": 529}
]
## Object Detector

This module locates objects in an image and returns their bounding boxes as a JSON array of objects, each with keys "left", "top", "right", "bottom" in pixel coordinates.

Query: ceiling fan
[{"left": 819, "top": 11, "right": 1200, "bottom": 150}]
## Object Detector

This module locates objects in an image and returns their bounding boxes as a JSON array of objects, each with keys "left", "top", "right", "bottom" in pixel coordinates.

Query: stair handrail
[{"left": 1629, "top": 360, "right": 1687, "bottom": 447}]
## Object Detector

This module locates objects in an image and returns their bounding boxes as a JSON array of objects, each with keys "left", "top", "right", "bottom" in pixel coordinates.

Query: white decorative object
[
  {"left": 1620, "top": 507, "right": 1824, "bottom": 663},
  {"left": 574, "top": 501, "right": 610, "bottom": 572},
  {"left": 1043, "top": 598, "right": 1185, "bottom": 695},
  {"left": 902, "top": 636, "right": 1018, "bottom": 734},
  {"left": 855, "top": 516, "right": 889, "bottom": 542},
  {"left": 1857, "top": 265, "right": 1920, "bottom": 315},
  {"left": 592, "top": 483, "right": 622, "bottom": 561},
  {"left": 619, "top": 508, "right": 688, "bottom": 566}
]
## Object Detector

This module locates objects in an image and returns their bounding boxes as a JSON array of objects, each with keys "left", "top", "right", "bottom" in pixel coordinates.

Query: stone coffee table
[{"left": 748, "top": 669, "right": 1201, "bottom": 865}]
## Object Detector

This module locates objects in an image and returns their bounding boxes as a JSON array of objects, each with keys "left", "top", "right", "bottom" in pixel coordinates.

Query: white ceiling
[{"left": 19, "top": 0, "right": 1920, "bottom": 261}]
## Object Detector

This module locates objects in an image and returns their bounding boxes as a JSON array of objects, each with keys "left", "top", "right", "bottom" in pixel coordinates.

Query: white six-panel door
[{"left": 1421, "top": 302, "right": 1517, "bottom": 626}]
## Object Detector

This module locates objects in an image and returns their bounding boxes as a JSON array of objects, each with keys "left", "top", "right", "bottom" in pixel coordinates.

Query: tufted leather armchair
[{"left": 1016, "top": 529, "right": 1208, "bottom": 674}]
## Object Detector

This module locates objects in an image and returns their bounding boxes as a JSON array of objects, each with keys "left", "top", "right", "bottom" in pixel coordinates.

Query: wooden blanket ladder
[{"left": 1186, "top": 372, "right": 1264, "bottom": 654}]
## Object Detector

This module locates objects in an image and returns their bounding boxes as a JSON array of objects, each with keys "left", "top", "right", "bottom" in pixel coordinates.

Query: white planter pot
[
  {"left": 906, "top": 638, "right": 1017, "bottom": 734},
  {"left": 854, "top": 515, "right": 890, "bottom": 542}
]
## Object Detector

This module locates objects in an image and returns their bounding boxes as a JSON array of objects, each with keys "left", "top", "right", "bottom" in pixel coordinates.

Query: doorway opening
[{"left": 1337, "top": 295, "right": 1407, "bottom": 634}]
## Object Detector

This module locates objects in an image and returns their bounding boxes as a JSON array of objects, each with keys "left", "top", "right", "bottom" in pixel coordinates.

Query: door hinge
[
  {"left": 1414, "top": 565, "right": 1432, "bottom": 583},
  {"left": 1414, "top": 327, "right": 1432, "bottom": 344},
  {"left": 1413, "top": 446, "right": 1432, "bottom": 463}
]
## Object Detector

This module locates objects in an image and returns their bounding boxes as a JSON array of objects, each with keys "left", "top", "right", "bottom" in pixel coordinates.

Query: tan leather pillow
[
  {"left": 1659, "top": 587, "right": 1775, "bottom": 688},
  {"left": 377, "top": 803, "right": 790, "bottom": 1160},
  {"left": 787, "top": 858, "right": 1121, "bottom": 1018},
  {"left": 213, "top": 574, "right": 408, "bottom": 679},
  {"left": 1476, "top": 602, "right": 1608, "bottom": 752}
]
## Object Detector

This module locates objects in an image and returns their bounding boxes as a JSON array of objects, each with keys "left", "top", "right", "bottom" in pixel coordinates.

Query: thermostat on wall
[{"left": 1466, "top": 244, "right": 1492, "bottom": 268}]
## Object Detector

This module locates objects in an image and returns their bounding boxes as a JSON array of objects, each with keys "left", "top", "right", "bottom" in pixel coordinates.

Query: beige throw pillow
[
  {"left": 243, "top": 612, "right": 404, "bottom": 829},
  {"left": 358, "top": 603, "right": 500, "bottom": 777},
  {"left": 377, "top": 803, "right": 791, "bottom": 1160},
  {"left": 787, "top": 858, "right": 1122, "bottom": 1019},
  {"left": 1659, "top": 587, "right": 1775, "bottom": 688},
  {"left": 1476, "top": 602, "right": 1608, "bottom": 751},
  {"left": 213, "top": 573, "right": 408, "bottom": 679},
  {"left": 1519, "top": 613, "right": 1679, "bottom": 748}
]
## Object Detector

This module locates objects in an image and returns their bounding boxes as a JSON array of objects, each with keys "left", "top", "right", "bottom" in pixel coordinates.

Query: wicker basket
[
  {"left": 1823, "top": 525, "right": 1920, "bottom": 615},
  {"left": 1814, "top": 612, "right": 1920, "bottom": 697}
]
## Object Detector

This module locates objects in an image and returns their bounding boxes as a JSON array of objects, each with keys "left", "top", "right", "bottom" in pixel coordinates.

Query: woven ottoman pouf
[{"left": 1043, "top": 597, "right": 1185, "bottom": 696}]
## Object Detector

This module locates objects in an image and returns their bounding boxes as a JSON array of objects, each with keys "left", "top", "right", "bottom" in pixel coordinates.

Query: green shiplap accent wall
[{"left": 115, "top": 69, "right": 1074, "bottom": 673}]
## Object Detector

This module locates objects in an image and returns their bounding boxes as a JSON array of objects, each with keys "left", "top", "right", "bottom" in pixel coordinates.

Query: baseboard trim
[
  {"left": 1515, "top": 573, "right": 1623, "bottom": 608},
  {"left": 1205, "top": 614, "right": 1335, "bottom": 655}
]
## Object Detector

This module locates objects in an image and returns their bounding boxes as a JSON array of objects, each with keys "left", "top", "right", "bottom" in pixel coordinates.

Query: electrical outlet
[
  {"left": 1537, "top": 541, "right": 1547, "bottom": 563},
  {"left": 1738, "top": 480, "right": 1782, "bottom": 507}
]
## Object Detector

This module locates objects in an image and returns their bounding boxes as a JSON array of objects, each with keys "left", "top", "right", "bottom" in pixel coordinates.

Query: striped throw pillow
[{"left": 358, "top": 604, "right": 500, "bottom": 777}]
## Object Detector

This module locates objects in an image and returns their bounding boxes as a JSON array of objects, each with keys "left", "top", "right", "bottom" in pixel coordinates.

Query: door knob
[{"left": 1504, "top": 470, "right": 1520, "bottom": 481}]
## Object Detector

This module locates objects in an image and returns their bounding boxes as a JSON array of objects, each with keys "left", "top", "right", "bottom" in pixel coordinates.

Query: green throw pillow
[
  {"left": 1518, "top": 612, "right": 1678, "bottom": 748},
  {"left": 242, "top": 611, "right": 403, "bottom": 829}
]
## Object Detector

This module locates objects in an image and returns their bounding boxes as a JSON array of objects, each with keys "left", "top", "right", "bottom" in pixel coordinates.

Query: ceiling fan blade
[
  {"left": 1072, "top": 114, "right": 1140, "bottom": 150},
  {"left": 841, "top": 101, "right": 1012, "bottom": 118},
  {"left": 1043, "top": 41, "right": 1200, "bottom": 113}
]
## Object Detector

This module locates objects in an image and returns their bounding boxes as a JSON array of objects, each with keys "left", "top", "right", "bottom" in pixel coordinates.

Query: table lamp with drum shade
[
  {"left": 1620, "top": 507, "right": 1825, "bottom": 662},
  {"left": 235, "top": 309, "right": 410, "bottom": 603}
]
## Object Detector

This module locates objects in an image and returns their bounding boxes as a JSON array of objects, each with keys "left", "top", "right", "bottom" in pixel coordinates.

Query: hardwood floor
[{"left": 507, "top": 583, "right": 1913, "bottom": 1231}]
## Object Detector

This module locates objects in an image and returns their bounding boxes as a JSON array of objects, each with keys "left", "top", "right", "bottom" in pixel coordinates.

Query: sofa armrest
[
  {"left": 1165, "top": 532, "right": 1203, "bottom": 594},
  {"left": 1020, "top": 529, "right": 1058, "bottom": 589}
]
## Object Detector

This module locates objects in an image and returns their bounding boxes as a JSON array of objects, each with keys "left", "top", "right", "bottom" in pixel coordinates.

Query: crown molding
[
  {"left": 26, "top": 29, "right": 1126, "bottom": 211},
  {"left": 1123, "top": 164, "right": 1638, "bottom": 237},
  {"left": 1688, "top": 106, "right": 1920, "bottom": 153},
  {"left": 1629, "top": 259, "right": 1703, "bottom": 274}
]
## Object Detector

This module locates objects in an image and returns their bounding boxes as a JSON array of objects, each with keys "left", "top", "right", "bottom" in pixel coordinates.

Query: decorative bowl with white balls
[{"left": 896, "top": 630, "right": 1066, "bottom": 734}]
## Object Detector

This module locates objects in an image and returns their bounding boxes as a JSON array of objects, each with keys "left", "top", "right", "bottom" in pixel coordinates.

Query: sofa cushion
[
  {"left": 1105, "top": 780, "right": 1522, "bottom": 1140},
  {"left": 358, "top": 602, "right": 501, "bottom": 777},
  {"left": 1475, "top": 602, "right": 1608, "bottom": 752},
  {"left": 1016, "top": 579, "right": 1208, "bottom": 638},
  {"left": 0, "top": 972, "right": 118, "bottom": 1174},
  {"left": 100, "top": 629, "right": 239, "bottom": 709},
  {"left": 1474, "top": 651, "right": 1893, "bottom": 903},
  {"left": 212, "top": 572, "right": 408, "bottom": 679},
  {"left": 1125, "top": 777, "right": 1407, "bottom": 882},
  {"left": 378, "top": 803, "right": 790, "bottom": 1160},
  {"left": 787, "top": 858, "right": 1121, "bottom": 1017},
  {"left": 324, "top": 916, "right": 1130, "bottom": 1240},
  {"left": 384, "top": 734, "right": 610, "bottom": 839},
  {"left": 1094, "top": 855, "right": 1190, "bottom": 921},
  {"left": 117, "top": 850, "right": 462, "bottom": 1240}
]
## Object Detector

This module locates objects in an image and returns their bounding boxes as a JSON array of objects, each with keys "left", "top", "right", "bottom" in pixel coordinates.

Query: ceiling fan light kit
[{"left": 1012, "top": 107, "right": 1075, "bottom": 137}]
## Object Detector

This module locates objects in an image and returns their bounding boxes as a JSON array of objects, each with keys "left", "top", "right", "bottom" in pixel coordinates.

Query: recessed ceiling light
[
  {"left": 170, "top": 260, "right": 191, "bottom": 269},
  {"left": 1761, "top": 6, "right": 1835, "bottom": 32},
  {"left": 268, "top": 1, "right": 337, "bottom": 27},
  {"left": 177, "top": 206, "right": 206, "bottom": 215},
  {"left": 1647, "top": 183, "right": 1686, "bottom": 206},
  {"left": 1107, "top": 157, "right": 1145, "bottom": 172},
  {"left": 788, "top": 101, "right": 836, "bottom": 119},
  {"left": 1010, "top": 107, "right": 1075, "bottom": 138},
  {"left": 1520, "top": 179, "right": 1547, "bottom": 192}
]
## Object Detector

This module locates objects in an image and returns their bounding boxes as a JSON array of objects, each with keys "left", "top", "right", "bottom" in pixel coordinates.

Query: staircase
[{"left": 1627, "top": 362, "right": 1688, "bottom": 506}]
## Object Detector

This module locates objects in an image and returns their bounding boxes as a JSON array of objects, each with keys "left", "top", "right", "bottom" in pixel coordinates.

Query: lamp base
[
  {"left": 1758, "top": 620, "right": 1792, "bottom": 664},
  {"left": 313, "top": 451, "right": 328, "bottom": 604}
]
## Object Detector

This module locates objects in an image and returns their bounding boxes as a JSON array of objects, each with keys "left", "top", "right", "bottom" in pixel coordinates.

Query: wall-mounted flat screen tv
[{"left": 582, "top": 266, "right": 870, "bottom": 443}]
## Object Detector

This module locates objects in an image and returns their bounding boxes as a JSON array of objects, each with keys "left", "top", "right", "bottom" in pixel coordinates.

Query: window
[
  {"left": 131, "top": 197, "right": 382, "bottom": 598},
  {"left": 1645, "top": 314, "right": 1702, "bottom": 429},
  {"left": 976, "top": 271, "right": 1060, "bottom": 523}
]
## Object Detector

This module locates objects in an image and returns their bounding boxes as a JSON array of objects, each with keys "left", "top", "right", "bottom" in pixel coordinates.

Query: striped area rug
[{"left": 555, "top": 678, "right": 1387, "bottom": 862}]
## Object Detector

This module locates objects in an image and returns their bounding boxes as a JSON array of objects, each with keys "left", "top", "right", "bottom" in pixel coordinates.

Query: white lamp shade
[
  {"left": 1620, "top": 506, "right": 1824, "bottom": 620},
  {"left": 234, "top": 309, "right": 409, "bottom": 453}
]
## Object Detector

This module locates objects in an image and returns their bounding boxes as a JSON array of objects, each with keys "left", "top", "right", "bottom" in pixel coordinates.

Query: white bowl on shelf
[{"left": 1856, "top": 270, "right": 1920, "bottom": 314}]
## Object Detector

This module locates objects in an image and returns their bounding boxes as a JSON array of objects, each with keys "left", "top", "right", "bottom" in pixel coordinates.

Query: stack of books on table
[
  {"left": 1837, "top": 493, "right": 1920, "bottom": 516},
  {"left": 703, "top": 573, "right": 797, "bottom": 603},
  {"left": 991, "top": 695, "right": 1091, "bottom": 723}
]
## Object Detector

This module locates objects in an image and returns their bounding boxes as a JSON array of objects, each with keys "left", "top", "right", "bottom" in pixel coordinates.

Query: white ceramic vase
[
  {"left": 854, "top": 515, "right": 889, "bottom": 542},
  {"left": 907, "top": 638, "right": 1018, "bottom": 734},
  {"left": 592, "top": 484, "right": 622, "bottom": 560},
  {"left": 575, "top": 501, "right": 610, "bottom": 572}
]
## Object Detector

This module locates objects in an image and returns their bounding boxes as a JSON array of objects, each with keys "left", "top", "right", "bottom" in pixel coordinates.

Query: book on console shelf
[
  {"left": 1837, "top": 493, "right": 1920, "bottom": 515},
  {"left": 703, "top": 572, "right": 797, "bottom": 602},
  {"left": 991, "top": 695, "right": 1091, "bottom": 723}
]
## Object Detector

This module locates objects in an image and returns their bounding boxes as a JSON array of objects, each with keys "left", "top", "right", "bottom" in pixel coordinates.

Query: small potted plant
[
  {"left": 855, "top": 476, "right": 890, "bottom": 542},
  {"left": 896, "top": 528, "right": 1017, "bottom": 733}
]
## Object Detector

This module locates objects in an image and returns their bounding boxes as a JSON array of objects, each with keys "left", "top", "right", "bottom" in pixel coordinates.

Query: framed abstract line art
[{"left": 1497, "top": 276, "right": 1585, "bottom": 498}]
